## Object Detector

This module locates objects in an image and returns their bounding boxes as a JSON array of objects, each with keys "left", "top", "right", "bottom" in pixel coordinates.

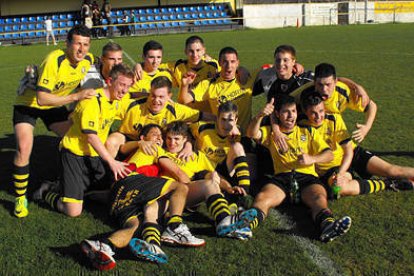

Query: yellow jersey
[
  {"left": 61, "top": 88, "right": 123, "bottom": 156},
  {"left": 119, "top": 98, "right": 201, "bottom": 140},
  {"left": 163, "top": 151, "right": 214, "bottom": 180},
  {"left": 260, "top": 125, "right": 331, "bottom": 177},
  {"left": 15, "top": 49, "right": 94, "bottom": 109}
]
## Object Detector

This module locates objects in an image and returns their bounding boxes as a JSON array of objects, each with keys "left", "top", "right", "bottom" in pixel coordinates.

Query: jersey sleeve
[
  {"left": 259, "top": 125, "right": 271, "bottom": 146},
  {"left": 78, "top": 98, "right": 100, "bottom": 134},
  {"left": 347, "top": 89, "right": 366, "bottom": 112},
  {"left": 176, "top": 103, "right": 201, "bottom": 123},
  {"left": 37, "top": 52, "right": 58, "bottom": 93},
  {"left": 334, "top": 114, "right": 352, "bottom": 145}
]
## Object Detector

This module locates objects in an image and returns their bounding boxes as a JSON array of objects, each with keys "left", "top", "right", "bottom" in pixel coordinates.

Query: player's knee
[
  {"left": 205, "top": 179, "right": 220, "bottom": 194},
  {"left": 63, "top": 204, "right": 83, "bottom": 217},
  {"left": 231, "top": 142, "right": 246, "bottom": 156},
  {"left": 388, "top": 165, "right": 403, "bottom": 178}
]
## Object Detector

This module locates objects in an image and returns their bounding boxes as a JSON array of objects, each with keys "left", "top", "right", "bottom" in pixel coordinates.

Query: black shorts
[
  {"left": 13, "top": 105, "right": 70, "bottom": 130},
  {"left": 351, "top": 146, "right": 375, "bottom": 179},
  {"left": 109, "top": 174, "right": 172, "bottom": 226},
  {"left": 265, "top": 172, "right": 324, "bottom": 202},
  {"left": 60, "top": 149, "right": 113, "bottom": 203}
]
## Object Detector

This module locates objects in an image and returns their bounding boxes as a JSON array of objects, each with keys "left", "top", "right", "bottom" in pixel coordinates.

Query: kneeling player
[
  {"left": 300, "top": 91, "right": 414, "bottom": 197},
  {"left": 244, "top": 95, "right": 351, "bottom": 242}
]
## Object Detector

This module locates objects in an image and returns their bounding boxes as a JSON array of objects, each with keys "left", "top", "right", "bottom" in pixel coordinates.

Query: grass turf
[{"left": 1, "top": 23, "right": 414, "bottom": 274}]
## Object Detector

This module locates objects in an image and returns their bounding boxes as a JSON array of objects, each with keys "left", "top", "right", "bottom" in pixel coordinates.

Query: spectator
[
  {"left": 102, "top": 0, "right": 113, "bottom": 37},
  {"left": 44, "top": 16, "right": 57, "bottom": 46},
  {"left": 81, "top": 0, "right": 93, "bottom": 29},
  {"left": 92, "top": 3, "right": 102, "bottom": 38},
  {"left": 130, "top": 11, "right": 136, "bottom": 35}
]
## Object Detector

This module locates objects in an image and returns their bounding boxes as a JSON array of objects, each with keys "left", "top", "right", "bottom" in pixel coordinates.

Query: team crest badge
[
  {"left": 89, "top": 121, "right": 94, "bottom": 127},
  {"left": 162, "top": 118, "right": 167, "bottom": 126},
  {"left": 82, "top": 67, "right": 86, "bottom": 74},
  {"left": 281, "top": 84, "right": 288, "bottom": 92},
  {"left": 42, "top": 79, "right": 49, "bottom": 84},
  {"left": 300, "top": 134, "right": 306, "bottom": 142}
]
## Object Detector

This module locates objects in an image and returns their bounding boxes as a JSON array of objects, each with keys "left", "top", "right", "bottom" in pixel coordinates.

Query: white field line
[{"left": 269, "top": 209, "right": 343, "bottom": 276}]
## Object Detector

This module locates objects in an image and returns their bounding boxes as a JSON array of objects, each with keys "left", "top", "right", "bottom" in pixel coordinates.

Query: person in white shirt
[{"left": 45, "top": 16, "right": 57, "bottom": 46}]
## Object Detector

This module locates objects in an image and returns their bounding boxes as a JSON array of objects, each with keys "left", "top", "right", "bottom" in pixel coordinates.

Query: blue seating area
[{"left": 0, "top": 3, "right": 235, "bottom": 43}]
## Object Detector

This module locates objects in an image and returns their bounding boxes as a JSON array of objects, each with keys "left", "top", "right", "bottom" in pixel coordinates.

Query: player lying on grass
[
  {"left": 244, "top": 95, "right": 351, "bottom": 242},
  {"left": 105, "top": 76, "right": 215, "bottom": 158},
  {"left": 300, "top": 90, "right": 414, "bottom": 197},
  {"left": 33, "top": 64, "right": 134, "bottom": 217},
  {"left": 80, "top": 124, "right": 203, "bottom": 270},
  {"left": 161, "top": 121, "right": 257, "bottom": 240},
  {"left": 12, "top": 25, "right": 96, "bottom": 218},
  {"left": 190, "top": 101, "right": 254, "bottom": 211}
]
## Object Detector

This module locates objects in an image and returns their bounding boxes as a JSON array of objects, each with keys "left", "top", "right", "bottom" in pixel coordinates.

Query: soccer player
[
  {"left": 128, "top": 40, "right": 174, "bottom": 98},
  {"left": 12, "top": 25, "right": 95, "bottom": 217},
  {"left": 35, "top": 64, "right": 134, "bottom": 217},
  {"left": 81, "top": 124, "right": 204, "bottom": 270},
  {"left": 105, "top": 76, "right": 215, "bottom": 157},
  {"left": 163, "top": 121, "right": 257, "bottom": 239},
  {"left": 300, "top": 91, "right": 414, "bottom": 197},
  {"left": 292, "top": 63, "right": 377, "bottom": 144},
  {"left": 253, "top": 44, "right": 313, "bottom": 102},
  {"left": 245, "top": 94, "right": 351, "bottom": 242},
  {"left": 191, "top": 102, "right": 252, "bottom": 209},
  {"left": 81, "top": 42, "right": 123, "bottom": 89},
  {"left": 180, "top": 46, "right": 254, "bottom": 132}
]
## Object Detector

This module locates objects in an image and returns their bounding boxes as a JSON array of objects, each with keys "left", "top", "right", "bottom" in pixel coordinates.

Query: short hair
[
  {"left": 151, "top": 76, "right": 172, "bottom": 92},
  {"left": 274, "top": 94, "right": 296, "bottom": 112},
  {"left": 138, "top": 124, "right": 162, "bottom": 140},
  {"left": 109, "top": 64, "right": 134, "bottom": 81},
  {"left": 300, "top": 87, "right": 324, "bottom": 112},
  {"left": 102, "top": 42, "right": 122, "bottom": 57},
  {"left": 165, "top": 121, "right": 190, "bottom": 138},
  {"left": 67, "top": 25, "right": 91, "bottom": 43},
  {"left": 185, "top": 35, "right": 204, "bottom": 48},
  {"left": 143, "top": 40, "right": 163, "bottom": 56},
  {"left": 274, "top": 45, "right": 296, "bottom": 59},
  {"left": 314, "top": 63, "right": 336, "bottom": 79},
  {"left": 218, "top": 101, "right": 238, "bottom": 116},
  {"left": 219, "top": 47, "right": 238, "bottom": 60}
]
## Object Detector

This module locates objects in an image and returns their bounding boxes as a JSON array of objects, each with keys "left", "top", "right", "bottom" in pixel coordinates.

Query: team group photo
[{"left": 1, "top": 0, "right": 414, "bottom": 274}]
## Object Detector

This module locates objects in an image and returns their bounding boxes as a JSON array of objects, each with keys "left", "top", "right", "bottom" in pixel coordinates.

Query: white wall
[{"left": 243, "top": 1, "right": 414, "bottom": 28}]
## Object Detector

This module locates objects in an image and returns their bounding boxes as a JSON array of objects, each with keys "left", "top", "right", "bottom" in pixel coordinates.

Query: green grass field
[{"left": 1, "top": 23, "right": 414, "bottom": 275}]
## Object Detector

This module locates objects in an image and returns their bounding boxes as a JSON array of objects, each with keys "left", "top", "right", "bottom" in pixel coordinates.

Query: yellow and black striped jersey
[
  {"left": 166, "top": 59, "right": 219, "bottom": 90},
  {"left": 195, "top": 75, "right": 254, "bottom": 132},
  {"left": 260, "top": 125, "right": 331, "bottom": 177},
  {"left": 190, "top": 121, "right": 232, "bottom": 168},
  {"left": 163, "top": 151, "right": 214, "bottom": 179},
  {"left": 15, "top": 49, "right": 94, "bottom": 109},
  {"left": 291, "top": 81, "right": 366, "bottom": 114},
  {"left": 300, "top": 113, "right": 353, "bottom": 175},
  {"left": 126, "top": 145, "right": 168, "bottom": 176},
  {"left": 61, "top": 88, "right": 123, "bottom": 157},
  {"left": 119, "top": 98, "right": 201, "bottom": 140},
  {"left": 129, "top": 68, "right": 174, "bottom": 95}
]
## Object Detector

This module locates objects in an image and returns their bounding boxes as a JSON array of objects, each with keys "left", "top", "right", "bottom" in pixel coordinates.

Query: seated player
[
  {"left": 244, "top": 94, "right": 351, "bottom": 242},
  {"left": 12, "top": 25, "right": 96, "bottom": 217},
  {"left": 105, "top": 76, "right": 215, "bottom": 158},
  {"left": 180, "top": 46, "right": 254, "bottom": 132},
  {"left": 129, "top": 40, "right": 174, "bottom": 98},
  {"left": 34, "top": 64, "right": 134, "bottom": 217},
  {"left": 190, "top": 102, "right": 252, "bottom": 210},
  {"left": 300, "top": 91, "right": 414, "bottom": 197},
  {"left": 163, "top": 121, "right": 257, "bottom": 240},
  {"left": 80, "top": 124, "right": 204, "bottom": 270}
]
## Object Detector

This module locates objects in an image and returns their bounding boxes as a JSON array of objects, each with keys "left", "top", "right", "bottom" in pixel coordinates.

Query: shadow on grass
[
  {"left": 0, "top": 198, "right": 14, "bottom": 217},
  {"left": 271, "top": 204, "right": 319, "bottom": 241},
  {"left": 0, "top": 134, "right": 61, "bottom": 195}
]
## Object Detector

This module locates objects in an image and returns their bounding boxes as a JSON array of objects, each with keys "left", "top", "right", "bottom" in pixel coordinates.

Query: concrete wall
[{"left": 243, "top": 1, "right": 414, "bottom": 28}]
